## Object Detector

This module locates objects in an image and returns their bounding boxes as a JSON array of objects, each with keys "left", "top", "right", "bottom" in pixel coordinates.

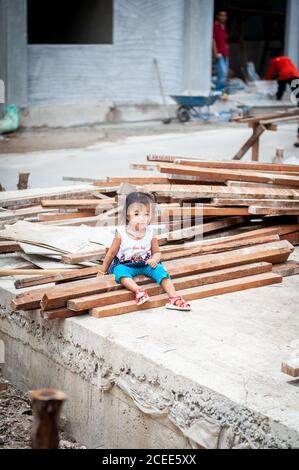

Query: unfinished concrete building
[{"left": 1, "top": 0, "right": 299, "bottom": 127}]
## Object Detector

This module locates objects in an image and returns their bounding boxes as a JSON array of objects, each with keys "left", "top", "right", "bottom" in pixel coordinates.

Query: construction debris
[{"left": 0, "top": 157, "right": 298, "bottom": 320}]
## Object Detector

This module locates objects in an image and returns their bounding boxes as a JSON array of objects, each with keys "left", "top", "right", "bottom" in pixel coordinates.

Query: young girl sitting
[{"left": 101, "top": 191, "right": 191, "bottom": 310}]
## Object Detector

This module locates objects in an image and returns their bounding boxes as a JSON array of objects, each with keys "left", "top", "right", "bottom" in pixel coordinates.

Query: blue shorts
[{"left": 113, "top": 262, "right": 170, "bottom": 285}]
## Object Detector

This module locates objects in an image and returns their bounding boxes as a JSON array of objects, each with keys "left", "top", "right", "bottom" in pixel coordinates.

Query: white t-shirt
[{"left": 116, "top": 225, "right": 153, "bottom": 264}]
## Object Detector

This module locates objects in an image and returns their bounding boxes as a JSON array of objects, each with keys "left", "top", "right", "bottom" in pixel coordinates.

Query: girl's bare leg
[
  {"left": 120, "top": 277, "right": 140, "bottom": 293},
  {"left": 161, "top": 278, "right": 177, "bottom": 298}
]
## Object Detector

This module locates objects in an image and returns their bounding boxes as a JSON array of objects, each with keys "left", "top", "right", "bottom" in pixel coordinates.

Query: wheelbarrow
[{"left": 170, "top": 92, "right": 221, "bottom": 122}]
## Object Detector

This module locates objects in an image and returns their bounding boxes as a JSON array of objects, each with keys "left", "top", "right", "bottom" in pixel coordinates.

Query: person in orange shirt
[{"left": 265, "top": 51, "right": 299, "bottom": 147}]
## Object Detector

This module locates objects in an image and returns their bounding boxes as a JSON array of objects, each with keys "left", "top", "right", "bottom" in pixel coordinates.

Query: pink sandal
[
  {"left": 166, "top": 295, "right": 191, "bottom": 311},
  {"left": 135, "top": 288, "right": 150, "bottom": 306}
]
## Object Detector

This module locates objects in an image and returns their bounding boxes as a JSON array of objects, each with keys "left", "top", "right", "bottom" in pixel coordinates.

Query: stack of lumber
[
  {"left": 1, "top": 158, "right": 299, "bottom": 319},
  {"left": 10, "top": 236, "right": 296, "bottom": 319}
]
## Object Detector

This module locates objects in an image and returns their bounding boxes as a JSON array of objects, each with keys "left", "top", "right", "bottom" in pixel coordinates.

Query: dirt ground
[
  {"left": 0, "top": 369, "right": 84, "bottom": 449},
  {"left": 0, "top": 120, "right": 229, "bottom": 154}
]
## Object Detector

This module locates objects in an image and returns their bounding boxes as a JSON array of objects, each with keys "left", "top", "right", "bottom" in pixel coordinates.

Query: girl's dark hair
[{"left": 122, "top": 191, "right": 156, "bottom": 224}]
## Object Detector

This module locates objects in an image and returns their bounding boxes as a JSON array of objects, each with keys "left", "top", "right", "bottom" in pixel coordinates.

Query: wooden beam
[
  {"left": 39, "top": 240, "right": 293, "bottom": 311},
  {"left": 68, "top": 262, "right": 272, "bottom": 311},
  {"left": 12, "top": 275, "right": 115, "bottom": 311},
  {"left": 108, "top": 176, "right": 168, "bottom": 184},
  {"left": 91, "top": 272, "right": 282, "bottom": 318},
  {"left": 41, "top": 199, "right": 116, "bottom": 208},
  {"left": 157, "top": 216, "right": 246, "bottom": 243},
  {"left": 233, "top": 124, "right": 265, "bottom": 161},
  {"left": 31, "top": 389, "right": 66, "bottom": 449},
  {"left": 61, "top": 249, "right": 106, "bottom": 264},
  {"left": 143, "top": 184, "right": 299, "bottom": 200},
  {"left": 38, "top": 212, "right": 95, "bottom": 222},
  {"left": 154, "top": 158, "right": 299, "bottom": 173},
  {"left": 212, "top": 198, "right": 299, "bottom": 208},
  {"left": 14, "top": 266, "right": 101, "bottom": 289},
  {"left": 17, "top": 172, "right": 30, "bottom": 190},
  {"left": 157, "top": 163, "right": 299, "bottom": 187},
  {"left": 281, "top": 360, "right": 299, "bottom": 378},
  {"left": 249, "top": 206, "right": 299, "bottom": 216},
  {"left": 231, "top": 109, "right": 299, "bottom": 124},
  {"left": 0, "top": 241, "right": 21, "bottom": 253},
  {"left": 160, "top": 234, "right": 279, "bottom": 261},
  {"left": 159, "top": 206, "right": 249, "bottom": 217},
  {"left": 280, "top": 232, "right": 299, "bottom": 245},
  {"left": 41, "top": 308, "right": 87, "bottom": 320},
  {"left": 1, "top": 269, "right": 77, "bottom": 277},
  {"left": 272, "top": 261, "right": 299, "bottom": 277}
]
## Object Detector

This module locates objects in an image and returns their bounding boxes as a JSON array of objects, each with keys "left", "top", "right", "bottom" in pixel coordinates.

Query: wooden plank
[
  {"left": 0, "top": 241, "right": 21, "bottom": 253},
  {"left": 281, "top": 360, "right": 299, "bottom": 378},
  {"left": 41, "top": 308, "right": 87, "bottom": 320},
  {"left": 147, "top": 154, "right": 178, "bottom": 162},
  {"left": 14, "top": 266, "right": 101, "bottom": 289},
  {"left": 225, "top": 180, "right": 299, "bottom": 190},
  {"left": 161, "top": 224, "right": 299, "bottom": 252},
  {"left": 249, "top": 206, "right": 299, "bottom": 216},
  {"left": 261, "top": 115, "right": 299, "bottom": 125},
  {"left": 248, "top": 122, "right": 277, "bottom": 131},
  {"left": 157, "top": 163, "right": 299, "bottom": 187},
  {"left": 0, "top": 185, "right": 94, "bottom": 209},
  {"left": 38, "top": 212, "right": 95, "bottom": 222},
  {"left": 232, "top": 109, "right": 299, "bottom": 124},
  {"left": 1, "top": 269, "right": 77, "bottom": 277},
  {"left": 61, "top": 249, "right": 106, "bottom": 264},
  {"left": 63, "top": 176, "right": 106, "bottom": 183},
  {"left": 107, "top": 176, "right": 168, "bottom": 184},
  {"left": 157, "top": 216, "right": 246, "bottom": 243},
  {"left": 160, "top": 234, "right": 279, "bottom": 261},
  {"left": 91, "top": 272, "right": 282, "bottom": 318},
  {"left": 252, "top": 123, "right": 261, "bottom": 161},
  {"left": 272, "top": 261, "right": 299, "bottom": 277},
  {"left": 233, "top": 124, "right": 265, "bottom": 161},
  {"left": 40, "top": 240, "right": 293, "bottom": 311},
  {"left": 159, "top": 206, "right": 249, "bottom": 217},
  {"left": 12, "top": 240, "right": 293, "bottom": 311},
  {"left": 0, "top": 206, "right": 58, "bottom": 222},
  {"left": 41, "top": 199, "right": 116, "bottom": 208},
  {"left": 143, "top": 184, "right": 299, "bottom": 200},
  {"left": 212, "top": 198, "right": 299, "bottom": 208},
  {"left": 12, "top": 275, "right": 115, "bottom": 311},
  {"left": 167, "top": 158, "right": 299, "bottom": 173},
  {"left": 129, "top": 163, "right": 158, "bottom": 172},
  {"left": 68, "top": 262, "right": 272, "bottom": 311},
  {"left": 280, "top": 232, "right": 299, "bottom": 245}
]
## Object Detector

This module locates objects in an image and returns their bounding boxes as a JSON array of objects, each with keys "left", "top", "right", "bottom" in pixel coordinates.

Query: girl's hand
[{"left": 147, "top": 258, "right": 157, "bottom": 269}]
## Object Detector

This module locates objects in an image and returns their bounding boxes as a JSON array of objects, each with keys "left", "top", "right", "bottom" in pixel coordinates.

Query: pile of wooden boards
[{"left": 1, "top": 158, "right": 299, "bottom": 319}]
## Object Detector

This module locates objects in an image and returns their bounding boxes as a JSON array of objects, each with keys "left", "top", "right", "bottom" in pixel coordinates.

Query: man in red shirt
[
  {"left": 265, "top": 51, "right": 299, "bottom": 100},
  {"left": 265, "top": 51, "right": 299, "bottom": 147},
  {"left": 213, "top": 10, "right": 229, "bottom": 91}
]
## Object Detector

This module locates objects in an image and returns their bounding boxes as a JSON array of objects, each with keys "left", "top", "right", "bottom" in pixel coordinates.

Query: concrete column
[
  {"left": 0, "top": 0, "right": 27, "bottom": 108},
  {"left": 285, "top": 0, "right": 299, "bottom": 67},
  {"left": 182, "top": 0, "right": 214, "bottom": 95}
]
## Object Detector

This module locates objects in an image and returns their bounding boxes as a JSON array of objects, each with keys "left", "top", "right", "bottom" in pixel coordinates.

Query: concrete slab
[{"left": 0, "top": 248, "right": 298, "bottom": 448}]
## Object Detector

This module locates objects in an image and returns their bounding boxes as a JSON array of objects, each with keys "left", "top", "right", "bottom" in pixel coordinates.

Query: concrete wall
[
  {"left": 183, "top": 0, "right": 213, "bottom": 94},
  {"left": 1, "top": 282, "right": 299, "bottom": 449},
  {"left": 285, "top": 0, "right": 299, "bottom": 67},
  {"left": 0, "top": 0, "right": 27, "bottom": 108},
  {"left": 28, "top": 0, "right": 214, "bottom": 106}
]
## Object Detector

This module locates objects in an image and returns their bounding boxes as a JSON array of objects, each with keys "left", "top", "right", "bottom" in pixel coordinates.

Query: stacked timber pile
[{"left": 1, "top": 158, "right": 299, "bottom": 320}]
